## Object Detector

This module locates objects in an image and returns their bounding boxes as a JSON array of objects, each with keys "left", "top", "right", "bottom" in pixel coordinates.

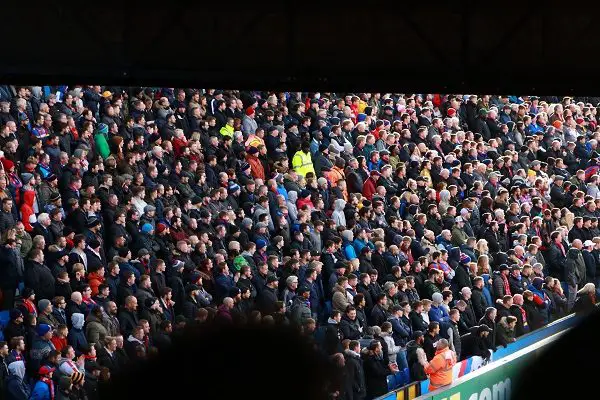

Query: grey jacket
[
  {"left": 241, "top": 115, "right": 258, "bottom": 135},
  {"left": 290, "top": 296, "right": 312, "bottom": 326}
]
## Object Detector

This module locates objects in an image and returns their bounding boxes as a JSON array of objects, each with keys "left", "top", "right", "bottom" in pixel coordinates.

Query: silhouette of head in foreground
[
  {"left": 100, "top": 323, "right": 336, "bottom": 400},
  {"left": 513, "top": 309, "right": 598, "bottom": 399}
]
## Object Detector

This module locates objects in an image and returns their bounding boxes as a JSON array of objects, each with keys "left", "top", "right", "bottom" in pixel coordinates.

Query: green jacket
[
  {"left": 423, "top": 280, "right": 441, "bottom": 299},
  {"left": 451, "top": 226, "right": 469, "bottom": 247},
  {"left": 94, "top": 132, "right": 111, "bottom": 159}
]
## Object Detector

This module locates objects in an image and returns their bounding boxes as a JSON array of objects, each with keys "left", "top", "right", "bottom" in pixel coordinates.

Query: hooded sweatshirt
[
  {"left": 286, "top": 191, "right": 299, "bottom": 223},
  {"left": 67, "top": 313, "right": 88, "bottom": 353},
  {"left": 331, "top": 199, "right": 347, "bottom": 227},
  {"left": 20, "top": 189, "right": 36, "bottom": 232},
  {"left": 6, "top": 360, "right": 30, "bottom": 400},
  {"left": 438, "top": 190, "right": 451, "bottom": 215}
]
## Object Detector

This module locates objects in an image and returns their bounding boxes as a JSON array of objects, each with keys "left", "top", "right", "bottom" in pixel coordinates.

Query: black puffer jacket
[
  {"left": 339, "top": 314, "right": 362, "bottom": 340},
  {"left": 406, "top": 340, "right": 427, "bottom": 381},
  {"left": 23, "top": 260, "right": 55, "bottom": 302}
]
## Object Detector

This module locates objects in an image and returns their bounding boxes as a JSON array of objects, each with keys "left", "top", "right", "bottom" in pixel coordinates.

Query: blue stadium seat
[
  {"left": 0, "top": 310, "right": 9, "bottom": 328},
  {"left": 398, "top": 368, "right": 410, "bottom": 387},
  {"left": 0, "top": 310, "right": 9, "bottom": 341},
  {"left": 387, "top": 374, "right": 396, "bottom": 391}
]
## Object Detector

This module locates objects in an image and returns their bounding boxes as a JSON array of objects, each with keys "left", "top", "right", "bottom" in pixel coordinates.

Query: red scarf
[
  {"left": 502, "top": 274, "right": 511, "bottom": 296},
  {"left": 83, "top": 297, "right": 97, "bottom": 308},
  {"left": 556, "top": 241, "right": 566, "bottom": 257},
  {"left": 40, "top": 377, "right": 55, "bottom": 400},
  {"left": 23, "top": 300, "right": 37, "bottom": 317},
  {"left": 518, "top": 305, "right": 528, "bottom": 326}
]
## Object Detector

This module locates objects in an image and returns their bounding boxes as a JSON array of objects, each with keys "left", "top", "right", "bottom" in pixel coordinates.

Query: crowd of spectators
[{"left": 0, "top": 87, "right": 597, "bottom": 400}]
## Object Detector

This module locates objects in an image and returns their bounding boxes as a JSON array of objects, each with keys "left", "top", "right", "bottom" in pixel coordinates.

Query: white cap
[
  {"left": 455, "top": 216, "right": 464, "bottom": 223},
  {"left": 584, "top": 240, "right": 595, "bottom": 248}
]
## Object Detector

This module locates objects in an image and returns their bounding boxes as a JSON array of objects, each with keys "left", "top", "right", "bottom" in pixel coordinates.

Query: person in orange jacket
[
  {"left": 424, "top": 338, "right": 457, "bottom": 392},
  {"left": 87, "top": 266, "right": 106, "bottom": 297}
]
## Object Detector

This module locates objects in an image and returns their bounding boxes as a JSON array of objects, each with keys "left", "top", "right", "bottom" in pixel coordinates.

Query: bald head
[
  {"left": 573, "top": 239, "right": 583, "bottom": 250},
  {"left": 71, "top": 292, "right": 82, "bottom": 304},
  {"left": 223, "top": 297, "right": 234, "bottom": 309},
  {"left": 513, "top": 294, "right": 524, "bottom": 306}
]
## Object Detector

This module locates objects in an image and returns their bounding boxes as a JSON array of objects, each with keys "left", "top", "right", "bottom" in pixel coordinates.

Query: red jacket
[
  {"left": 172, "top": 136, "right": 188, "bottom": 157},
  {"left": 362, "top": 177, "right": 378, "bottom": 200},
  {"left": 51, "top": 336, "right": 68, "bottom": 352},
  {"left": 246, "top": 154, "right": 265, "bottom": 181},
  {"left": 20, "top": 190, "right": 35, "bottom": 232},
  {"left": 297, "top": 197, "right": 314, "bottom": 210}
]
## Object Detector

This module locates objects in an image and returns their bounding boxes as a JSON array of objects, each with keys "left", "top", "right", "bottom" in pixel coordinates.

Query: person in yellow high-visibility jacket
[
  {"left": 219, "top": 117, "right": 234, "bottom": 139},
  {"left": 292, "top": 142, "right": 315, "bottom": 178}
]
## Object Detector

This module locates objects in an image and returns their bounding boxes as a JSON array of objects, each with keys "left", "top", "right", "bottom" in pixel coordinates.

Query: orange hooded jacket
[{"left": 424, "top": 347, "right": 457, "bottom": 391}]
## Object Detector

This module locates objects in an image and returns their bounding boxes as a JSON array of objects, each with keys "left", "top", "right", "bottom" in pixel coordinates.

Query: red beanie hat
[
  {"left": 156, "top": 223, "right": 167, "bottom": 234},
  {"left": 447, "top": 107, "right": 456, "bottom": 117},
  {"left": 1, "top": 158, "right": 14, "bottom": 172},
  {"left": 246, "top": 107, "right": 255, "bottom": 116}
]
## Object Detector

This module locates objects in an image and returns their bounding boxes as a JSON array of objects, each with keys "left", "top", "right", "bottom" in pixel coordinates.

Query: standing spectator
[
  {"left": 423, "top": 322, "right": 441, "bottom": 361},
  {"left": 363, "top": 340, "right": 395, "bottom": 399},
  {"left": 3, "top": 310, "right": 25, "bottom": 343},
  {"left": 424, "top": 339, "right": 456, "bottom": 392},
  {"left": 5, "top": 360, "right": 30, "bottom": 400},
  {"left": 24, "top": 249, "right": 55, "bottom": 302},
  {"left": 446, "top": 309, "right": 462, "bottom": 360},
  {"left": 67, "top": 313, "right": 88, "bottom": 354},
  {"left": 343, "top": 340, "right": 366, "bottom": 400},
  {"left": 0, "top": 239, "right": 20, "bottom": 310},
  {"left": 117, "top": 296, "right": 139, "bottom": 338},
  {"left": 29, "top": 324, "right": 55, "bottom": 373},
  {"left": 30, "top": 365, "right": 56, "bottom": 400}
]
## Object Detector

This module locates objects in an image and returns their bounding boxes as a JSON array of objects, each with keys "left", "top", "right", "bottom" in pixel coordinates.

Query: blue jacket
[
  {"left": 482, "top": 274, "right": 493, "bottom": 307},
  {"left": 388, "top": 315, "right": 411, "bottom": 347},
  {"left": 353, "top": 238, "right": 373, "bottom": 254},
  {"left": 214, "top": 273, "right": 234, "bottom": 302},
  {"left": 499, "top": 113, "right": 511, "bottom": 125},
  {"left": 30, "top": 380, "right": 53, "bottom": 400},
  {"left": 367, "top": 160, "right": 382, "bottom": 171},
  {"left": 276, "top": 185, "right": 288, "bottom": 202},
  {"left": 119, "top": 260, "right": 140, "bottom": 281},
  {"left": 529, "top": 123, "right": 543, "bottom": 135},
  {"left": 428, "top": 304, "right": 450, "bottom": 324},
  {"left": 67, "top": 328, "right": 88, "bottom": 353},
  {"left": 343, "top": 240, "right": 357, "bottom": 260},
  {"left": 304, "top": 279, "right": 323, "bottom": 316},
  {"left": 435, "top": 235, "right": 454, "bottom": 253}
]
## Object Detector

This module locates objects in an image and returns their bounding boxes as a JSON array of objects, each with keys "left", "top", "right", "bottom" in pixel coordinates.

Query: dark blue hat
[{"left": 9, "top": 309, "right": 22, "bottom": 320}]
